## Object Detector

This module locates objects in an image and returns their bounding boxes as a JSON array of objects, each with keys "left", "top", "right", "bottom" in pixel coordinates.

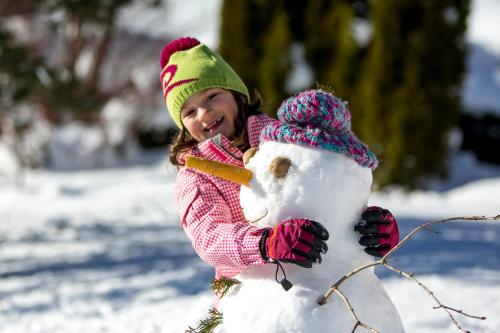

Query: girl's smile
[{"left": 205, "top": 116, "right": 224, "bottom": 133}]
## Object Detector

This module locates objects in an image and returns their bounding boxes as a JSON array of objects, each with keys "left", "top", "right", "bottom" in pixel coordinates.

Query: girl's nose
[{"left": 196, "top": 105, "right": 211, "bottom": 119}]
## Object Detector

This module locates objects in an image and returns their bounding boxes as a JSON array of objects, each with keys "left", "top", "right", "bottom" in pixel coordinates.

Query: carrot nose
[{"left": 185, "top": 155, "right": 254, "bottom": 187}]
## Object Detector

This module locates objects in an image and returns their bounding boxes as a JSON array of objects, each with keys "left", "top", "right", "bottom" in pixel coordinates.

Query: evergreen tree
[
  {"left": 219, "top": 0, "right": 292, "bottom": 116},
  {"left": 219, "top": 0, "right": 256, "bottom": 93},
  {"left": 303, "top": 0, "right": 360, "bottom": 100},
  {"left": 355, "top": 0, "right": 469, "bottom": 188},
  {"left": 0, "top": 26, "right": 42, "bottom": 110},
  {"left": 218, "top": 0, "right": 469, "bottom": 188},
  {"left": 257, "top": 5, "right": 292, "bottom": 115}
]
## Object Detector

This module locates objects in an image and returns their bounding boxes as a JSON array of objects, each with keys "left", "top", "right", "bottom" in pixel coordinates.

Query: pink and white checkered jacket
[{"left": 175, "top": 113, "right": 277, "bottom": 278}]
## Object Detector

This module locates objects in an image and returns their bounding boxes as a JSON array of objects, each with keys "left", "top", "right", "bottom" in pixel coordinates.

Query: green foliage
[
  {"left": 0, "top": 26, "right": 42, "bottom": 108},
  {"left": 184, "top": 277, "right": 241, "bottom": 332},
  {"left": 219, "top": 0, "right": 291, "bottom": 116},
  {"left": 1, "top": 0, "right": 159, "bottom": 123},
  {"left": 34, "top": 73, "right": 108, "bottom": 122},
  {"left": 219, "top": 0, "right": 272, "bottom": 95},
  {"left": 303, "top": 0, "right": 360, "bottom": 101},
  {"left": 185, "top": 307, "right": 223, "bottom": 333},
  {"left": 183, "top": 277, "right": 240, "bottom": 332},
  {"left": 257, "top": 6, "right": 292, "bottom": 116},
  {"left": 210, "top": 276, "right": 241, "bottom": 299},
  {"left": 354, "top": 0, "right": 470, "bottom": 188},
  {"left": 218, "top": 0, "right": 470, "bottom": 188}
]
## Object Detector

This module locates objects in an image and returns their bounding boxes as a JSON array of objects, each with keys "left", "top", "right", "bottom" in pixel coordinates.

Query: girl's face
[{"left": 180, "top": 88, "right": 239, "bottom": 142}]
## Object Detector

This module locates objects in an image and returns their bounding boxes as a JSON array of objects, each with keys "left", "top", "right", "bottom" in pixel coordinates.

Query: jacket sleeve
[
  {"left": 247, "top": 113, "right": 279, "bottom": 148},
  {"left": 176, "top": 169, "right": 267, "bottom": 269}
]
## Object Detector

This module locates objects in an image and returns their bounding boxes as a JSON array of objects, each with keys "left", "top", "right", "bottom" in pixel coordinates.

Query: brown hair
[{"left": 168, "top": 91, "right": 263, "bottom": 166}]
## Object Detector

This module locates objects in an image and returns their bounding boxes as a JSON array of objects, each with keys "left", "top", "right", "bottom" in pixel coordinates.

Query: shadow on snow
[{"left": 376, "top": 217, "right": 500, "bottom": 278}]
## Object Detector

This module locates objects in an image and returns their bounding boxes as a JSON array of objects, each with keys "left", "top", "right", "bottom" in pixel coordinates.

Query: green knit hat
[{"left": 160, "top": 37, "right": 250, "bottom": 128}]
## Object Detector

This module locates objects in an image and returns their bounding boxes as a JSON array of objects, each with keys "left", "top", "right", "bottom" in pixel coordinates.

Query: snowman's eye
[
  {"left": 243, "top": 147, "right": 259, "bottom": 165},
  {"left": 269, "top": 157, "right": 292, "bottom": 178}
]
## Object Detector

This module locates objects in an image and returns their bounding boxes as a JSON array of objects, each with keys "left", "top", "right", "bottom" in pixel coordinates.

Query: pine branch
[
  {"left": 185, "top": 307, "right": 223, "bottom": 333},
  {"left": 211, "top": 276, "right": 241, "bottom": 299},
  {"left": 315, "top": 82, "right": 336, "bottom": 95}
]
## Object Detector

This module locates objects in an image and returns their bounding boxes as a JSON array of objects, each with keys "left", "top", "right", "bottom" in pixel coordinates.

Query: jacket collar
[{"left": 197, "top": 134, "right": 243, "bottom": 165}]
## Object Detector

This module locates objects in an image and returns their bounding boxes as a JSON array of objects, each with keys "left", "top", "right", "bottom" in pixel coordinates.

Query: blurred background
[
  {"left": 0, "top": 1, "right": 499, "bottom": 332},
  {"left": 0, "top": 0, "right": 499, "bottom": 188}
]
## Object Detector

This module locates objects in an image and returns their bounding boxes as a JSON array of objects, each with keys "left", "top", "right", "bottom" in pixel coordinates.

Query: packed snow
[
  {"left": 0, "top": 150, "right": 499, "bottom": 333},
  {"left": 217, "top": 137, "right": 404, "bottom": 333}
]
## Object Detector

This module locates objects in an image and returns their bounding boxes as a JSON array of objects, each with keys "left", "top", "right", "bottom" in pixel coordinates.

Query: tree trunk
[
  {"left": 85, "top": 24, "right": 113, "bottom": 90},
  {"left": 0, "top": 0, "right": 35, "bottom": 16}
]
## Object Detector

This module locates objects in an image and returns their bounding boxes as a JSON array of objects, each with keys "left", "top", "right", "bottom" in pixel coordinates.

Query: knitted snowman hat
[
  {"left": 160, "top": 37, "right": 250, "bottom": 128},
  {"left": 261, "top": 89, "right": 378, "bottom": 170}
]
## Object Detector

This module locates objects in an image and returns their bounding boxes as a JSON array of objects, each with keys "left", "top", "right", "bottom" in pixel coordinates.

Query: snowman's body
[{"left": 217, "top": 141, "right": 406, "bottom": 333}]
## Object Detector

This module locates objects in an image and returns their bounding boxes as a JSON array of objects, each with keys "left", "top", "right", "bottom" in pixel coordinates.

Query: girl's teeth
[{"left": 207, "top": 117, "right": 223, "bottom": 130}]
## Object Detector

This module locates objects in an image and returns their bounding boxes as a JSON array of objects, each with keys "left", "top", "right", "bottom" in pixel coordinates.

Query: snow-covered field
[{"left": 0, "top": 151, "right": 499, "bottom": 333}]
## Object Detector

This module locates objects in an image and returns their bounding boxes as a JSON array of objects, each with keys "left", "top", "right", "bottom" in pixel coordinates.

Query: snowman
[{"left": 187, "top": 89, "right": 405, "bottom": 332}]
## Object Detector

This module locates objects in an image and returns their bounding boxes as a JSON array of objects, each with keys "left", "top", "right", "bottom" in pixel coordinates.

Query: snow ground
[{"left": 0, "top": 152, "right": 499, "bottom": 333}]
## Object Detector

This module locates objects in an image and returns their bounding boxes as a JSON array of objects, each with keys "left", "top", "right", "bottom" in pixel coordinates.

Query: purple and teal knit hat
[{"left": 260, "top": 89, "right": 378, "bottom": 170}]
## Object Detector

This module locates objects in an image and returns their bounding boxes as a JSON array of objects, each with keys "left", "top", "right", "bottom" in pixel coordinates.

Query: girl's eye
[
  {"left": 182, "top": 109, "right": 194, "bottom": 118},
  {"left": 207, "top": 92, "right": 218, "bottom": 101}
]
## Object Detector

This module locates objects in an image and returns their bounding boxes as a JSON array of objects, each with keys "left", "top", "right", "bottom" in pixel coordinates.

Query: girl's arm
[{"left": 176, "top": 170, "right": 266, "bottom": 269}]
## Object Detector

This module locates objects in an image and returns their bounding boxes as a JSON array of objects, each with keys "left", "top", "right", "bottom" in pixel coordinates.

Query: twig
[
  {"left": 433, "top": 305, "right": 486, "bottom": 321},
  {"left": 384, "top": 263, "right": 469, "bottom": 332},
  {"left": 331, "top": 288, "right": 380, "bottom": 333},
  {"left": 249, "top": 210, "right": 268, "bottom": 224},
  {"left": 381, "top": 215, "right": 500, "bottom": 260},
  {"left": 318, "top": 261, "right": 379, "bottom": 305},
  {"left": 319, "top": 215, "right": 500, "bottom": 332}
]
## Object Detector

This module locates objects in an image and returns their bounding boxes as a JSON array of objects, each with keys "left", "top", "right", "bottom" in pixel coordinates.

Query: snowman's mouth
[{"left": 246, "top": 209, "right": 268, "bottom": 224}]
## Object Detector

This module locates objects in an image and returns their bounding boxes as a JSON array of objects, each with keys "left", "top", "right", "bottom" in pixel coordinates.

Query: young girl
[{"left": 160, "top": 37, "right": 399, "bottom": 282}]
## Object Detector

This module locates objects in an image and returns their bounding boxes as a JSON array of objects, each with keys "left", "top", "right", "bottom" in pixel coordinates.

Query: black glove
[{"left": 354, "top": 206, "right": 400, "bottom": 257}]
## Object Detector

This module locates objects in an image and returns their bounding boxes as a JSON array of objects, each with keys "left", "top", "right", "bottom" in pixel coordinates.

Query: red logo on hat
[{"left": 161, "top": 64, "right": 198, "bottom": 98}]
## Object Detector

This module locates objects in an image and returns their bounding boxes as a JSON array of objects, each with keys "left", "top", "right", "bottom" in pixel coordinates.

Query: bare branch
[
  {"left": 248, "top": 210, "right": 268, "bottom": 224},
  {"left": 383, "top": 263, "right": 469, "bottom": 332},
  {"left": 85, "top": 24, "right": 113, "bottom": 90},
  {"left": 330, "top": 288, "right": 380, "bottom": 333},
  {"left": 65, "top": 15, "right": 84, "bottom": 79},
  {"left": 381, "top": 215, "right": 500, "bottom": 259},
  {"left": 318, "top": 215, "right": 500, "bottom": 332},
  {"left": 318, "top": 261, "right": 379, "bottom": 305},
  {"left": 433, "top": 305, "right": 486, "bottom": 321},
  {"left": 0, "top": 0, "right": 35, "bottom": 16}
]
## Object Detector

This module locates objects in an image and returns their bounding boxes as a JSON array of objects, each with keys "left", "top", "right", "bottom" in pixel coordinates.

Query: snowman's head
[
  {"left": 240, "top": 139, "right": 374, "bottom": 229},
  {"left": 242, "top": 89, "right": 378, "bottom": 227}
]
